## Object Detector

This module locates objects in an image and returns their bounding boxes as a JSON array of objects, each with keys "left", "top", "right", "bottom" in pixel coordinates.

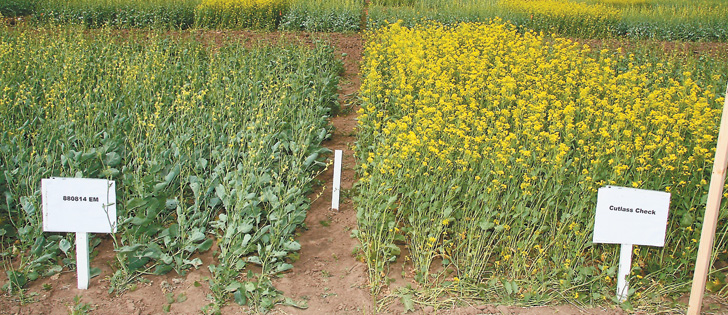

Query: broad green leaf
[
  {"left": 130, "top": 216, "right": 151, "bottom": 226},
  {"left": 401, "top": 293, "right": 415, "bottom": 313},
  {"left": 116, "top": 244, "right": 144, "bottom": 253},
  {"left": 20, "top": 196, "right": 35, "bottom": 217},
  {"left": 303, "top": 153, "right": 318, "bottom": 167},
  {"left": 31, "top": 253, "right": 54, "bottom": 264},
  {"left": 160, "top": 254, "right": 174, "bottom": 265},
  {"left": 27, "top": 272, "right": 39, "bottom": 281},
  {"left": 239, "top": 222, "right": 254, "bottom": 234},
  {"left": 154, "top": 264, "right": 173, "bottom": 275},
  {"left": 247, "top": 256, "right": 262, "bottom": 265},
  {"left": 225, "top": 281, "right": 242, "bottom": 292},
  {"left": 503, "top": 279, "right": 513, "bottom": 295},
  {"left": 165, "top": 199, "right": 179, "bottom": 210},
  {"left": 275, "top": 263, "right": 293, "bottom": 273},
  {"left": 183, "top": 258, "right": 203, "bottom": 269},
  {"left": 165, "top": 292, "right": 175, "bottom": 304},
  {"left": 142, "top": 246, "right": 162, "bottom": 260},
  {"left": 165, "top": 164, "right": 181, "bottom": 183},
  {"left": 101, "top": 168, "right": 120, "bottom": 177},
  {"left": 6, "top": 270, "right": 27, "bottom": 288},
  {"left": 196, "top": 158, "right": 208, "bottom": 170},
  {"left": 31, "top": 236, "right": 45, "bottom": 256},
  {"left": 234, "top": 291, "right": 246, "bottom": 305},
  {"left": 42, "top": 265, "right": 62, "bottom": 277},
  {"left": 90, "top": 267, "right": 102, "bottom": 278},
  {"left": 126, "top": 198, "right": 147, "bottom": 210},
  {"left": 197, "top": 238, "right": 213, "bottom": 252},
  {"left": 283, "top": 241, "right": 301, "bottom": 252},
  {"left": 241, "top": 234, "right": 252, "bottom": 248},
  {"left": 59, "top": 238, "right": 72, "bottom": 255},
  {"left": 153, "top": 182, "right": 168, "bottom": 193},
  {"left": 478, "top": 218, "right": 494, "bottom": 231},
  {"left": 104, "top": 152, "right": 122, "bottom": 167},
  {"left": 189, "top": 230, "right": 205, "bottom": 242}
]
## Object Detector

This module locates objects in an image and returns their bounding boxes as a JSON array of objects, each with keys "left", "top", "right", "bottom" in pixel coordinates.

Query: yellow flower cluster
[
  {"left": 359, "top": 20, "right": 718, "bottom": 195},
  {"left": 598, "top": 0, "right": 649, "bottom": 5},
  {"left": 199, "top": 0, "right": 284, "bottom": 10},
  {"left": 356, "top": 20, "right": 723, "bottom": 298},
  {"left": 502, "top": 0, "right": 619, "bottom": 19},
  {"left": 500, "top": 0, "right": 620, "bottom": 37},
  {"left": 196, "top": 0, "right": 288, "bottom": 29}
]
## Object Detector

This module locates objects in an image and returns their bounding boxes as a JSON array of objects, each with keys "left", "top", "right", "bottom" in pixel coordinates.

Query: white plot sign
[
  {"left": 593, "top": 185, "right": 670, "bottom": 302},
  {"left": 42, "top": 177, "right": 116, "bottom": 233},
  {"left": 593, "top": 186, "right": 671, "bottom": 246},
  {"left": 41, "top": 177, "right": 116, "bottom": 290}
]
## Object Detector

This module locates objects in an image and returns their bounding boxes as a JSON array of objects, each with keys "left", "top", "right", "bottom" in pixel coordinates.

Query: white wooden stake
[
  {"left": 617, "top": 244, "right": 633, "bottom": 302},
  {"left": 332, "top": 150, "right": 342, "bottom": 211},
  {"left": 76, "top": 232, "right": 89, "bottom": 290},
  {"left": 688, "top": 84, "right": 728, "bottom": 315}
]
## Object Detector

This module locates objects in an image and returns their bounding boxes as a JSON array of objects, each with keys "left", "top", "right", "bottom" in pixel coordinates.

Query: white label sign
[
  {"left": 593, "top": 186, "right": 670, "bottom": 247},
  {"left": 41, "top": 178, "right": 117, "bottom": 233}
]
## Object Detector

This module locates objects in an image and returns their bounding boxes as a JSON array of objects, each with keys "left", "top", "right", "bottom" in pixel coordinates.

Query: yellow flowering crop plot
[
  {"left": 598, "top": 0, "right": 650, "bottom": 5},
  {"left": 502, "top": 0, "right": 619, "bottom": 19},
  {"left": 195, "top": 0, "right": 288, "bottom": 29},
  {"left": 356, "top": 20, "right": 727, "bottom": 306},
  {"left": 500, "top": 0, "right": 620, "bottom": 37}
]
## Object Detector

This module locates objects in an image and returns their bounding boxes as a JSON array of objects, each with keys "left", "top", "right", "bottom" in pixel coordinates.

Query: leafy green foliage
[
  {"left": 36, "top": 0, "right": 198, "bottom": 29},
  {"left": 0, "top": 25, "right": 341, "bottom": 311},
  {"left": 279, "top": 0, "right": 363, "bottom": 32},
  {"left": 0, "top": 0, "right": 38, "bottom": 17}
]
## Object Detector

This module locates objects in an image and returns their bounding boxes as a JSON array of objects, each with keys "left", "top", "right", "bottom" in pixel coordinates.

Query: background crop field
[
  {"left": 368, "top": 0, "right": 728, "bottom": 41},
  {"left": 15, "top": 0, "right": 363, "bottom": 32},
  {"left": 4, "top": 0, "right": 728, "bottom": 41}
]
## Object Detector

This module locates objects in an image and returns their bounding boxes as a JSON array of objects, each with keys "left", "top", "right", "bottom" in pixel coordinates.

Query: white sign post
[
  {"left": 593, "top": 186, "right": 670, "bottom": 302},
  {"left": 332, "top": 150, "right": 342, "bottom": 211},
  {"left": 41, "top": 177, "right": 116, "bottom": 290}
]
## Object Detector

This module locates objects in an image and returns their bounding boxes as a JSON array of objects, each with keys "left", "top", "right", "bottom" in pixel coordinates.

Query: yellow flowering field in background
[
  {"left": 195, "top": 0, "right": 288, "bottom": 29},
  {"left": 500, "top": 0, "right": 620, "bottom": 38},
  {"left": 598, "top": 0, "right": 650, "bottom": 6},
  {"left": 355, "top": 20, "right": 728, "bottom": 307}
]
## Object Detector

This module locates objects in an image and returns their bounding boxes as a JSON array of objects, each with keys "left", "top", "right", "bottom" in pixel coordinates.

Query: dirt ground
[{"left": 2, "top": 30, "right": 728, "bottom": 315}]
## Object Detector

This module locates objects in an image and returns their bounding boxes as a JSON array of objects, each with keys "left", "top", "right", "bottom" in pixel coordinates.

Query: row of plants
[
  {"left": 5, "top": 0, "right": 728, "bottom": 41},
  {"left": 2, "top": 0, "right": 362, "bottom": 32},
  {"left": 355, "top": 20, "right": 728, "bottom": 311},
  {"left": 34, "top": 0, "right": 199, "bottom": 29},
  {"left": 615, "top": 0, "right": 728, "bottom": 41},
  {"left": 0, "top": 0, "right": 38, "bottom": 17},
  {"left": 196, "top": 0, "right": 363, "bottom": 32},
  {"left": 0, "top": 24, "right": 342, "bottom": 312},
  {"left": 366, "top": 0, "right": 728, "bottom": 41}
]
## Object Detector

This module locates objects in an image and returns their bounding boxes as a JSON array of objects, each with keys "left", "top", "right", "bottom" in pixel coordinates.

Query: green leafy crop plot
[
  {"left": 0, "top": 0, "right": 39, "bottom": 18},
  {"left": 0, "top": 25, "right": 341, "bottom": 311},
  {"left": 36, "top": 0, "right": 199, "bottom": 29},
  {"left": 29, "top": 0, "right": 362, "bottom": 32},
  {"left": 279, "top": 0, "right": 363, "bottom": 32}
]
